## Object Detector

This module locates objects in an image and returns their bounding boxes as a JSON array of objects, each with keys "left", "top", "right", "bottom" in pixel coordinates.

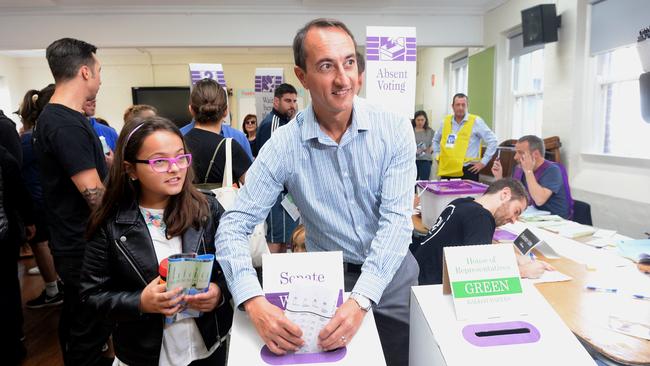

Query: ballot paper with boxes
[
  {"left": 228, "top": 251, "right": 385, "bottom": 366},
  {"left": 409, "top": 244, "right": 595, "bottom": 366}
]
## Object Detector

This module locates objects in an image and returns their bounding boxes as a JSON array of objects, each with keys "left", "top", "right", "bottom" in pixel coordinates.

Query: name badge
[{"left": 445, "top": 133, "right": 457, "bottom": 148}]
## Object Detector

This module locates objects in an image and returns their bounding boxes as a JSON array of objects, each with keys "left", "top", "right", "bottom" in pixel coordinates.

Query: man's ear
[
  {"left": 80, "top": 65, "right": 91, "bottom": 81},
  {"left": 501, "top": 187, "right": 512, "bottom": 202},
  {"left": 294, "top": 66, "right": 308, "bottom": 89},
  {"left": 273, "top": 96, "right": 280, "bottom": 109}
]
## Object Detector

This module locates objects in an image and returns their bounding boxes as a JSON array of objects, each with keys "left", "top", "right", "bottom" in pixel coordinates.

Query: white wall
[
  {"left": 0, "top": 9, "right": 483, "bottom": 50},
  {"left": 416, "top": 47, "right": 465, "bottom": 131},
  {"left": 484, "top": 0, "right": 650, "bottom": 236},
  {"left": 0, "top": 55, "right": 25, "bottom": 124}
]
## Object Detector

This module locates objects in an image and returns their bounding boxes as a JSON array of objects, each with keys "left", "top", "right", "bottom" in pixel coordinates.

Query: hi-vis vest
[{"left": 436, "top": 114, "right": 482, "bottom": 177}]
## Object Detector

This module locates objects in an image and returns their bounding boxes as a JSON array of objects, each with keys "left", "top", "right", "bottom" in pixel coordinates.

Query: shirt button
[
  {"left": 356, "top": 226, "right": 362, "bottom": 231},
  {"left": 120, "top": 236, "right": 127, "bottom": 242}
]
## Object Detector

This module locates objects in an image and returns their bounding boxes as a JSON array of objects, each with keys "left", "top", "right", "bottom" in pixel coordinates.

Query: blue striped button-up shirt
[{"left": 214, "top": 97, "right": 416, "bottom": 307}]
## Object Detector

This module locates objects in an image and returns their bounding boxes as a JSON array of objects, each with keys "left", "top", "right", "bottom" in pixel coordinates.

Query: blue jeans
[{"left": 415, "top": 160, "right": 432, "bottom": 180}]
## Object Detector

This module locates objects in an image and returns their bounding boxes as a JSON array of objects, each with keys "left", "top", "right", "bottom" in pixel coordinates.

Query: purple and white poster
[
  {"left": 365, "top": 26, "right": 417, "bottom": 120},
  {"left": 188, "top": 63, "right": 230, "bottom": 124},
  {"left": 254, "top": 68, "right": 284, "bottom": 121}
]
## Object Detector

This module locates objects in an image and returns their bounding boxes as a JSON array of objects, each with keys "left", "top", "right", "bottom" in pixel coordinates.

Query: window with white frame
[
  {"left": 450, "top": 56, "right": 468, "bottom": 96},
  {"left": 510, "top": 47, "right": 544, "bottom": 138},
  {"left": 593, "top": 45, "right": 648, "bottom": 158}
]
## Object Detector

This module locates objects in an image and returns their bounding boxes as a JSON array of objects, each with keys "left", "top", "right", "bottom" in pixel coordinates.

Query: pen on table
[
  {"left": 633, "top": 294, "right": 650, "bottom": 300},
  {"left": 585, "top": 286, "right": 618, "bottom": 293},
  {"left": 529, "top": 252, "right": 536, "bottom": 261}
]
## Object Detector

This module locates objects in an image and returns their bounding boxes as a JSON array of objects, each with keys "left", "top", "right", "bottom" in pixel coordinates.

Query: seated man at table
[
  {"left": 492, "top": 135, "right": 572, "bottom": 219},
  {"left": 414, "top": 178, "right": 553, "bottom": 285}
]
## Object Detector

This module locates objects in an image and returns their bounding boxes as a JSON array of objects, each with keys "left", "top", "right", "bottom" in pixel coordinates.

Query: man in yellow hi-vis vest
[{"left": 432, "top": 93, "right": 497, "bottom": 181}]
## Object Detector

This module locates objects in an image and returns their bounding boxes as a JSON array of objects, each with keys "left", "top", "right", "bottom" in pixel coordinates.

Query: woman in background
[
  {"left": 17, "top": 84, "right": 64, "bottom": 309},
  {"left": 412, "top": 110, "right": 434, "bottom": 180},
  {"left": 242, "top": 114, "right": 259, "bottom": 158}
]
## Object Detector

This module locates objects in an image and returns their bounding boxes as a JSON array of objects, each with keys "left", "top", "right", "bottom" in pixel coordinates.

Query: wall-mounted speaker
[{"left": 521, "top": 4, "right": 560, "bottom": 47}]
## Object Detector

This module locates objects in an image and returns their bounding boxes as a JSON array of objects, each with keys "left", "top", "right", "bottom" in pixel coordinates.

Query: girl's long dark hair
[
  {"left": 17, "top": 84, "right": 55, "bottom": 130},
  {"left": 87, "top": 116, "right": 208, "bottom": 239}
]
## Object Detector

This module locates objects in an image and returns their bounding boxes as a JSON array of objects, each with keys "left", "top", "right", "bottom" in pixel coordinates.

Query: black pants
[
  {"left": 1, "top": 240, "right": 24, "bottom": 365},
  {"left": 440, "top": 165, "right": 479, "bottom": 182},
  {"left": 54, "top": 255, "right": 113, "bottom": 366},
  {"left": 343, "top": 252, "right": 419, "bottom": 366}
]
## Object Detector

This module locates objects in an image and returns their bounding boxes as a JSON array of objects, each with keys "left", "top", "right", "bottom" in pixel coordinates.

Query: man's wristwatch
[{"left": 350, "top": 292, "right": 372, "bottom": 312}]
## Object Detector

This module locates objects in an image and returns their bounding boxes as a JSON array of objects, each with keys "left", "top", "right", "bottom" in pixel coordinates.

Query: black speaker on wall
[{"left": 521, "top": 4, "right": 560, "bottom": 47}]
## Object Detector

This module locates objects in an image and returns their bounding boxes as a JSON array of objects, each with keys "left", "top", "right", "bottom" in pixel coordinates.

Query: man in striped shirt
[
  {"left": 256, "top": 83, "right": 299, "bottom": 254},
  {"left": 215, "top": 18, "right": 417, "bottom": 366}
]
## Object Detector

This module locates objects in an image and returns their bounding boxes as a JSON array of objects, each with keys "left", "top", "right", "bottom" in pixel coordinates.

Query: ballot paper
[
  {"left": 609, "top": 316, "right": 650, "bottom": 340},
  {"left": 284, "top": 283, "right": 339, "bottom": 354},
  {"left": 165, "top": 253, "right": 214, "bottom": 323},
  {"left": 527, "top": 270, "right": 573, "bottom": 284}
]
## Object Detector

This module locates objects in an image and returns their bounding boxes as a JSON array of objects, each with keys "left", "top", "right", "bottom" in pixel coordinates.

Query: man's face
[
  {"left": 494, "top": 197, "right": 527, "bottom": 227},
  {"left": 274, "top": 93, "right": 298, "bottom": 119},
  {"left": 294, "top": 27, "right": 358, "bottom": 120},
  {"left": 514, "top": 141, "right": 540, "bottom": 164},
  {"left": 452, "top": 97, "right": 467, "bottom": 119},
  {"left": 82, "top": 99, "right": 96, "bottom": 117}
]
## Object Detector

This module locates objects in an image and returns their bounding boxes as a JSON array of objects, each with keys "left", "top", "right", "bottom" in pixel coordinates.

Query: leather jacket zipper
[{"left": 114, "top": 239, "right": 148, "bottom": 286}]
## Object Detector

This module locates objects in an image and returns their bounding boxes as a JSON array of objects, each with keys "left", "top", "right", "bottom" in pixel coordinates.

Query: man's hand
[
  {"left": 318, "top": 298, "right": 366, "bottom": 351},
  {"left": 491, "top": 159, "right": 503, "bottom": 179},
  {"left": 25, "top": 224, "right": 36, "bottom": 241},
  {"left": 468, "top": 162, "right": 486, "bottom": 174},
  {"left": 518, "top": 259, "right": 554, "bottom": 279},
  {"left": 185, "top": 282, "right": 221, "bottom": 312},
  {"left": 520, "top": 151, "right": 535, "bottom": 173},
  {"left": 244, "top": 296, "right": 304, "bottom": 355},
  {"left": 105, "top": 149, "right": 114, "bottom": 169}
]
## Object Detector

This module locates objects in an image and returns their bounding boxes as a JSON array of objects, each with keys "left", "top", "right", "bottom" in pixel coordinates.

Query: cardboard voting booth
[
  {"left": 409, "top": 245, "right": 595, "bottom": 366},
  {"left": 229, "top": 252, "right": 386, "bottom": 366},
  {"left": 417, "top": 180, "right": 487, "bottom": 229}
]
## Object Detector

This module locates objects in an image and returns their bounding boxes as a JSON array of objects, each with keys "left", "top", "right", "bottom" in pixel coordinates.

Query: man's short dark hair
[
  {"left": 518, "top": 135, "right": 546, "bottom": 157},
  {"left": 274, "top": 83, "right": 298, "bottom": 98},
  {"left": 46, "top": 38, "right": 97, "bottom": 83},
  {"left": 293, "top": 18, "right": 357, "bottom": 70},
  {"left": 484, "top": 178, "right": 528, "bottom": 206},
  {"left": 452, "top": 93, "right": 468, "bottom": 105},
  {"left": 356, "top": 50, "right": 365, "bottom": 75}
]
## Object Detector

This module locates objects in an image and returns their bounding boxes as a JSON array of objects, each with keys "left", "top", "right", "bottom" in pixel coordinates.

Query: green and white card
[{"left": 442, "top": 244, "right": 525, "bottom": 321}]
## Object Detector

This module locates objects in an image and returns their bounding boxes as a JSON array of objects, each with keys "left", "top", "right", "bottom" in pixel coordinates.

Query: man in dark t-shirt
[
  {"left": 415, "top": 178, "right": 532, "bottom": 285},
  {"left": 33, "top": 38, "right": 111, "bottom": 365},
  {"left": 185, "top": 128, "right": 252, "bottom": 185}
]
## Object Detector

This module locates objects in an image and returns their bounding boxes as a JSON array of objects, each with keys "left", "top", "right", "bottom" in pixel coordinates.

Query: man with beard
[
  {"left": 415, "top": 178, "right": 553, "bottom": 285},
  {"left": 256, "top": 83, "right": 299, "bottom": 253}
]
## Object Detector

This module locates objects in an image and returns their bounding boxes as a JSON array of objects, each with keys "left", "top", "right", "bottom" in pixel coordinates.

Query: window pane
[{"left": 595, "top": 45, "right": 648, "bottom": 158}]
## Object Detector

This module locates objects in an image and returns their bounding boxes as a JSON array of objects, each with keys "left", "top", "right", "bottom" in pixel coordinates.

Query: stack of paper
[
  {"left": 540, "top": 222, "right": 596, "bottom": 239},
  {"left": 520, "top": 206, "right": 551, "bottom": 220},
  {"left": 618, "top": 239, "right": 650, "bottom": 263}
]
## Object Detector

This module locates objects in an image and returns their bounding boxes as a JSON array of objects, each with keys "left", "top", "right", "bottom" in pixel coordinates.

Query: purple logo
[
  {"left": 366, "top": 36, "right": 416, "bottom": 62},
  {"left": 255, "top": 75, "right": 283, "bottom": 92},
  {"left": 190, "top": 70, "right": 226, "bottom": 86}
]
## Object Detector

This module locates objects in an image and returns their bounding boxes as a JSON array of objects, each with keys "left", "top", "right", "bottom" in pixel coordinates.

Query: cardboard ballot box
[
  {"left": 229, "top": 252, "right": 386, "bottom": 366},
  {"left": 417, "top": 180, "right": 487, "bottom": 229},
  {"left": 229, "top": 293, "right": 386, "bottom": 366},
  {"left": 409, "top": 282, "right": 595, "bottom": 366}
]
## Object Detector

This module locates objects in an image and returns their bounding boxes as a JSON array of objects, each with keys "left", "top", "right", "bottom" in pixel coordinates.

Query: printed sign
[
  {"left": 255, "top": 68, "right": 284, "bottom": 121},
  {"left": 188, "top": 63, "right": 230, "bottom": 124},
  {"left": 443, "top": 245, "right": 525, "bottom": 321},
  {"left": 262, "top": 251, "right": 344, "bottom": 310},
  {"left": 514, "top": 228, "right": 542, "bottom": 255},
  {"left": 365, "top": 26, "right": 417, "bottom": 120}
]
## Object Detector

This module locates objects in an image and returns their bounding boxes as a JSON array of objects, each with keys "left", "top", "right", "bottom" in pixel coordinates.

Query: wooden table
[
  {"left": 534, "top": 252, "right": 650, "bottom": 365},
  {"left": 412, "top": 214, "right": 650, "bottom": 365}
]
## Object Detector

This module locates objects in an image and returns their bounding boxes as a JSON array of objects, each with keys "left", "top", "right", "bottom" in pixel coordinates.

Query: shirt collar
[
  {"left": 299, "top": 96, "right": 371, "bottom": 143},
  {"left": 453, "top": 113, "right": 468, "bottom": 124}
]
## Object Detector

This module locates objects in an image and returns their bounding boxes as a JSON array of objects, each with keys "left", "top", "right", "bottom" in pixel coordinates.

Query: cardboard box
[
  {"left": 229, "top": 293, "right": 386, "bottom": 366},
  {"left": 409, "top": 282, "right": 595, "bottom": 366}
]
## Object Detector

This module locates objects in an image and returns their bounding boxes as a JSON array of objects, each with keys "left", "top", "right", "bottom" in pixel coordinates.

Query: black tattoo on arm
[{"left": 81, "top": 186, "right": 105, "bottom": 210}]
